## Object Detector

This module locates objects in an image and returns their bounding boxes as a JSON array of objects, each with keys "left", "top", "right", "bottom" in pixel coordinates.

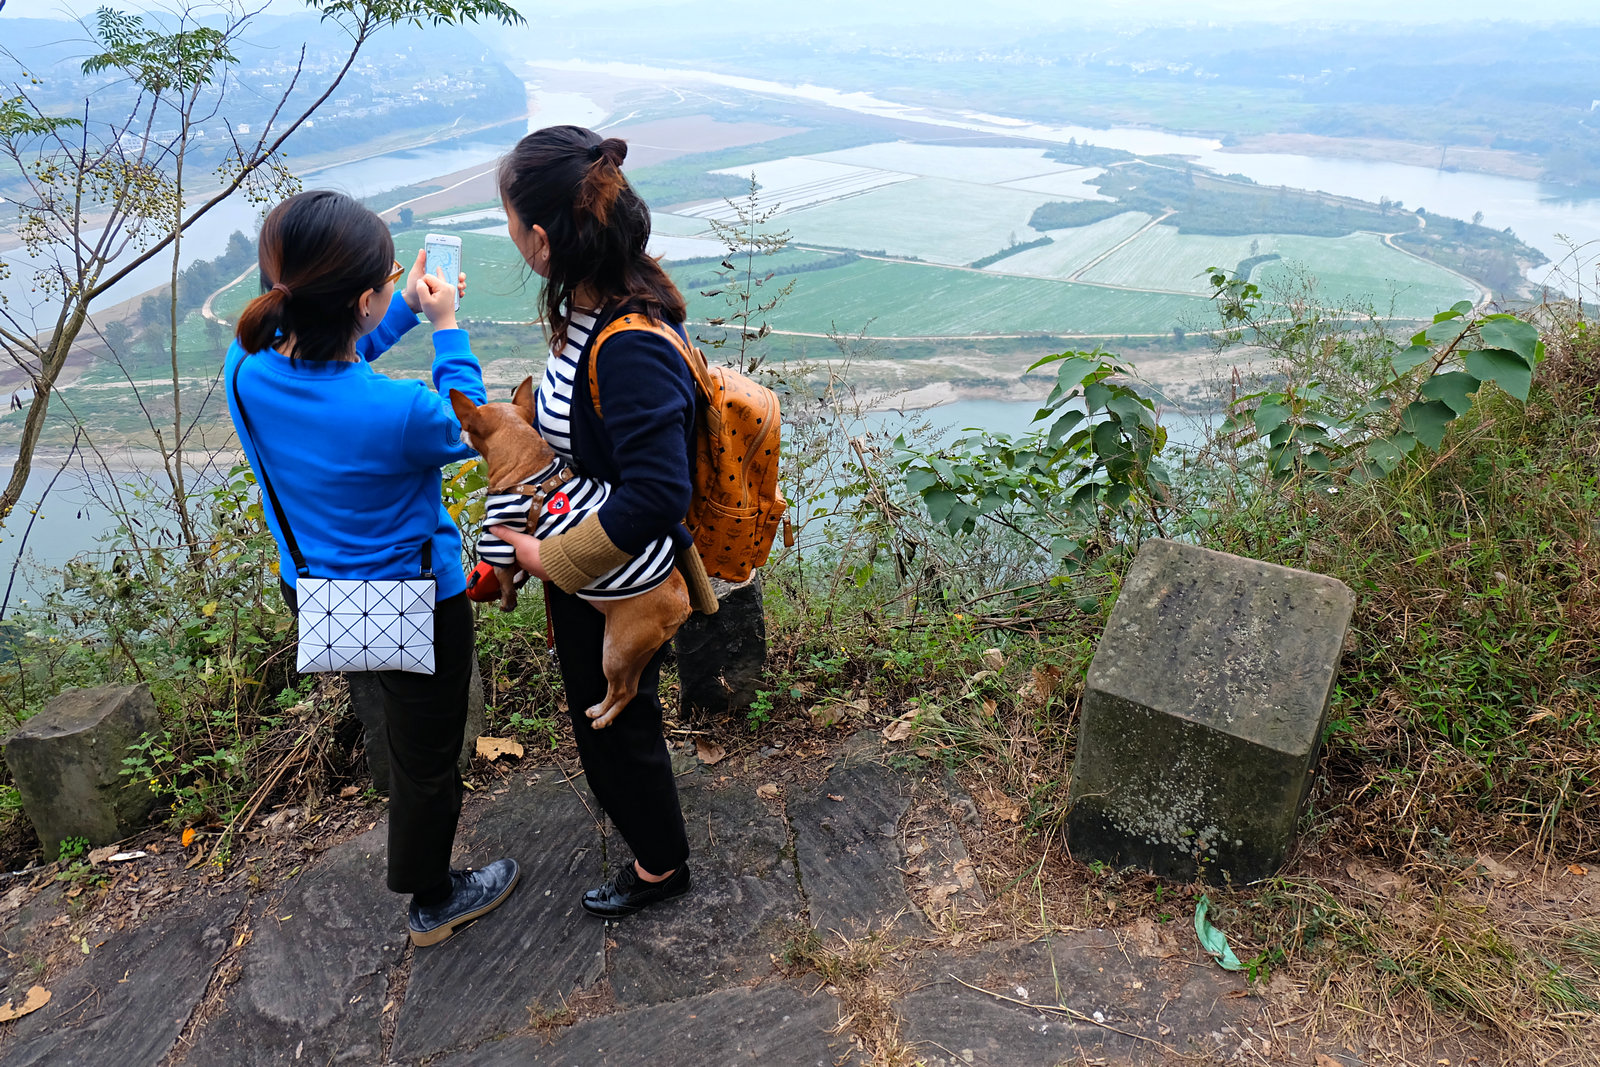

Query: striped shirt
[{"left": 533, "top": 309, "right": 595, "bottom": 459}]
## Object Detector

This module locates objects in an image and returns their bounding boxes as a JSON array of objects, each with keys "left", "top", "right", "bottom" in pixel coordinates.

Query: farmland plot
[
  {"left": 651, "top": 212, "right": 715, "bottom": 236},
  {"left": 999, "top": 167, "right": 1112, "bottom": 200},
  {"left": 717, "top": 259, "right": 1211, "bottom": 337},
  {"left": 1080, "top": 225, "right": 1260, "bottom": 293},
  {"left": 810, "top": 142, "right": 1080, "bottom": 185},
  {"left": 1257, "top": 234, "right": 1478, "bottom": 319},
  {"left": 782, "top": 179, "right": 1057, "bottom": 265},
  {"left": 983, "top": 212, "right": 1154, "bottom": 279},
  {"left": 694, "top": 156, "right": 912, "bottom": 219}
]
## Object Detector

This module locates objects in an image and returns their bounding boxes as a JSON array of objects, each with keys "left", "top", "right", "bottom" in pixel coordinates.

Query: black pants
[
  {"left": 547, "top": 584, "right": 689, "bottom": 876},
  {"left": 284, "top": 582, "right": 473, "bottom": 896}
]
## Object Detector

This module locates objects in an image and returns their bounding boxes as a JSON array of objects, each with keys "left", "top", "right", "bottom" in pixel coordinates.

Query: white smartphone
[{"left": 423, "top": 233, "right": 462, "bottom": 310}]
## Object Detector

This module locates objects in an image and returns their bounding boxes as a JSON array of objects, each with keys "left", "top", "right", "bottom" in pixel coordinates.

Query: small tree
[
  {"left": 0, "top": 0, "right": 522, "bottom": 534},
  {"left": 697, "top": 175, "right": 795, "bottom": 373}
]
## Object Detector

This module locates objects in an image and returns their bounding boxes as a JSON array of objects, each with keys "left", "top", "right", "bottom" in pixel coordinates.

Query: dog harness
[{"left": 477, "top": 457, "right": 676, "bottom": 601}]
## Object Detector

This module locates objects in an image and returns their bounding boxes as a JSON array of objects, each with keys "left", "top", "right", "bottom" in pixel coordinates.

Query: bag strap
[
  {"left": 586, "top": 314, "right": 712, "bottom": 420},
  {"left": 230, "top": 357, "right": 433, "bottom": 580}
]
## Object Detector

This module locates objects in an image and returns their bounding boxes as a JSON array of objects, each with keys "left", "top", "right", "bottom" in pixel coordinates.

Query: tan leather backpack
[{"left": 589, "top": 314, "right": 786, "bottom": 583}]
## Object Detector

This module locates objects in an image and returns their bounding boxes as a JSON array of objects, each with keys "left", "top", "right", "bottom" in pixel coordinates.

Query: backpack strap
[{"left": 587, "top": 314, "right": 711, "bottom": 419}]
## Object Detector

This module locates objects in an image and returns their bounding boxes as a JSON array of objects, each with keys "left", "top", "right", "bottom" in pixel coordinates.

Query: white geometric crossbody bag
[{"left": 231, "top": 360, "right": 436, "bottom": 675}]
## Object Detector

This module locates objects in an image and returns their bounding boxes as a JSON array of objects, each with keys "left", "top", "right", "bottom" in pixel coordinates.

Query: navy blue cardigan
[{"left": 567, "top": 309, "right": 698, "bottom": 559}]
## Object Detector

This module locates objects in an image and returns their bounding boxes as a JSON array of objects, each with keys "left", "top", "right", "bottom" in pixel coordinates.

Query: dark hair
[
  {"left": 498, "top": 125, "right": 686, "bottom": 353},
  {"left": 235, "top": 190, "right": 395, "bottom": 363}
]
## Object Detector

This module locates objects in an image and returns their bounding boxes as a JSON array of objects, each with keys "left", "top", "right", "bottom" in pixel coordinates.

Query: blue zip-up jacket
[{"left": 224, "top": 293, "right": 486, "bottom": 601}]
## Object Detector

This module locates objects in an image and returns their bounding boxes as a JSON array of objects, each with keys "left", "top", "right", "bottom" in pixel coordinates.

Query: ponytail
[
  {"left": 574, "top": 138, "right": 628, "bottom": 227},
  {"left": 233, "top": 191, "right": 394, "bottom": 361},
  {"left": 499, "top": 126, "right": 685, "bottom": 354},
  {"left": 235, "top": 283, "right": 291, "bottom": 356}
]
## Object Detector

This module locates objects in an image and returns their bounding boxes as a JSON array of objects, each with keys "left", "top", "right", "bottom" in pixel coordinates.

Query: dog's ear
[
  {"left": 448, "top": 389, "right": 479, "bottom": 431},
  {"left": 510, "top": 376, "right": 535, "bottom": 423}
]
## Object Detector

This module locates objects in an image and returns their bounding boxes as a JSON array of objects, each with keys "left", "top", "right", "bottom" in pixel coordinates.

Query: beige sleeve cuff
[{"left": 539, "top": 512, "right": 633, "bottom": 594}]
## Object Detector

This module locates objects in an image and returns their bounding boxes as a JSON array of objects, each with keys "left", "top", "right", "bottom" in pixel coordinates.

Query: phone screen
[{"left": 424, "top": 236, "right": 462, "bottom": 310}]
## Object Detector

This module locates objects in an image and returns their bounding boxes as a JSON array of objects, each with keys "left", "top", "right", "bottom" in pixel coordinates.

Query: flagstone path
[{"left": 0, "top": 736, "right": 1263, "bottom": 1066}]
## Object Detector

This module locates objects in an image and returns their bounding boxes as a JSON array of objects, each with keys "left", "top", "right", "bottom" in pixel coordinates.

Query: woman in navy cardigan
[
  {"left": 488, "top": 126, "right": 715, "bottom": 917},
  {"left": 226, "top": 191, "right": 520, "bottom": 945}
]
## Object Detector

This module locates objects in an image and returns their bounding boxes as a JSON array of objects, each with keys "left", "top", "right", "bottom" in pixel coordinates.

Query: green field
[
  {"left": 734, "top": 258, "right": 1210, "bottom": 337},
  {"left": 780, "top": 178, "right": 1056, "bottom": 265},
  {"left": 983, "top": 212, "right": 1153, "bottom": 278}
]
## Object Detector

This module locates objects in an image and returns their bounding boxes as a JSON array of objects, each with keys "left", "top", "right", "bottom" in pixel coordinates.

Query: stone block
[
  {"left": 1066, "top": 539, "right": 1354, "bottom": 883},
  {"left": 3, "top": 683, "right": 161, "bottom": 858},
  {"left": 674, "top": 573, "right": 768, "bottom": 720},
  {"left": 345, "top": 653, "right": 484, "bottom": 794}
]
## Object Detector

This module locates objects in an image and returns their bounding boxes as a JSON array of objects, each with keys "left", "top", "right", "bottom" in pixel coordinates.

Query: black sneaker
[
  {"left": 407, "top": 859, "right": 521, "bottom": 946},
  {"left": 581, "top": 863, "right": 692, "bottom": 918}
]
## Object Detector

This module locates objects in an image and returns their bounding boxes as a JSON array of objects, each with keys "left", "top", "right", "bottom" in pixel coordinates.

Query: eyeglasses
[{"left": 384, "top": 259, "right": 404, "bottom": 285}]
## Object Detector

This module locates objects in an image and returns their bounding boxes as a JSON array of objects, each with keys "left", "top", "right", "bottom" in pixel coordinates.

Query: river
[{"left": 535, "top": 59, "right": 1600, "bottom": 289}]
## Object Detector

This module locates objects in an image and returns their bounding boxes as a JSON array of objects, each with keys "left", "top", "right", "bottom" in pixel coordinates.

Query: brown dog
[{"left": 450, "top": 378, "right": 691, "bottom": 729}]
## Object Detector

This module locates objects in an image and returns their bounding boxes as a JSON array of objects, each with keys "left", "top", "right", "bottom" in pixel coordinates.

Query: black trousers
[
  {"left": 284, "top": 582, "right": 473, "bottom": 895},
  {"left": 547, "top": 584, "right": 689, "bottom": 876}
]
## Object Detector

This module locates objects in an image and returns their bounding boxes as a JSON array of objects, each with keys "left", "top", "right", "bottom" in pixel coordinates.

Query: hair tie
[
  {"left": 271, "top": 282, "right": 292, "bottom": 298},
  {"left": 588, "top": 143, "right": 604, "bottom": 162}
]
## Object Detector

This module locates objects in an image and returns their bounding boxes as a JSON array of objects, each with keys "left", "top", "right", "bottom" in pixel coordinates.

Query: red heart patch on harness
[{"left": 546, "top": 492, "right": 571, "bottom": 515}]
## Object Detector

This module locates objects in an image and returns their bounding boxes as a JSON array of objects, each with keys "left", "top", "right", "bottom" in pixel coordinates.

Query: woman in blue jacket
[
  {"left": 488, "top": 127, "right": 717, "bottom": 917},
  {"left": 226, "top": 190, "right": 519, "bottom": 945}
]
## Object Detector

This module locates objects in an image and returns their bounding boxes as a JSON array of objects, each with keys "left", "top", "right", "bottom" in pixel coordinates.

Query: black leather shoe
[
  {"left": 582, "top": 863, "right": 691, "bottom": 918},
  {"left": 408, "top": 859, "right": 520, "bottom": 946}
]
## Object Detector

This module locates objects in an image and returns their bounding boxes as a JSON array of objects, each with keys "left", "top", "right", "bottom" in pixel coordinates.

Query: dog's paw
[{"left": 586, "top": 703, "right": 621, "bottom": 729}]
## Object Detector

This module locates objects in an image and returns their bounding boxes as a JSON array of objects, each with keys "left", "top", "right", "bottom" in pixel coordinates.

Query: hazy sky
[{"left": 4, "top": 0, "right": 1599, "bottom": 23}]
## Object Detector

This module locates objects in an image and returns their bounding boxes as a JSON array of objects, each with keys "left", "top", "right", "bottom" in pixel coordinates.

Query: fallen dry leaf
[
  {"left": 180, "top": 827, "right": 196, "bottom": 848},
  {"left": 981, "top": 698, "right": 997, "bottom": 717},
  {"left": 0, "top": 986, "right": 50, "bottom": 1023},
  {"left": 695, "top": 739, "right": 727, "bottom": 765},
  {"left": 475, "top": 736, "right": 524, "bottom": 761},
  {"left": 882, "top": 714, "right": 916, "bottom": 743},
  {"left": 979, "top": 786, "right": 1022, "bottom": 824},
  {"left": 827, "top": 794, "right": 844, "bottom": 802},
  {"left": 339, "top": 785, "right": 360, "bottom": 799},
  {"left": 1473, "top": 854, "right": 1520, "bottom": 884},
  {"left": 1569, "top": 864, "right": 1589, "bottom": 876},
  {"left": 88, "top": 846, "right": 117, "bottom": 865},
  {"left": 1314, "top": 1056, "right": 1344, "bottom": 1067},
  {"left": 981, "top": 648, "right": 1005, "bottom": 672},
  {"left": 756, "top": 783, "right": 780, "bottom": 801},
  {"left": 807, "top": 704, "right": 844, "bottom": 729}
]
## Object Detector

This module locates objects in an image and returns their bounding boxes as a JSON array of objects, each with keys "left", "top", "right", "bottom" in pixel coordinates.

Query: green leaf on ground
[{"left": 1195, "top": 896, "right": 1245, "bottom": 971}]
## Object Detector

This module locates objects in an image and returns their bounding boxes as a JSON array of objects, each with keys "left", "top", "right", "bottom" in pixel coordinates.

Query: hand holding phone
[{"left": 424, "top": 233, "right": 463, "bottom": 311}]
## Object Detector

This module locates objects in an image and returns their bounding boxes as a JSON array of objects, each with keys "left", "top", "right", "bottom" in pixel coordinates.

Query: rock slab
[
  {"left": 609, "top": 772, "right": 801, "bottom": 1006},
  {"left": 3, "top": 683, "right": 160, "bottom": 857},
  {"left": 389, "top": 771, "right": 605, "bottom": 1061},
  {"left": 0, "top": 893, "right": 242, "bottom": 1067},
  {"left": 1067, "top": 539, "right": 1354, "bottom": 882},
  {"left": 180, "top": 826, "right": 402, "bottom": 1067},
  {"left": 426, "top": 982, "right": 857, "bottom": 1067},
  {"left": 674, "top": 573, "right": 768, "bottom": 720}
]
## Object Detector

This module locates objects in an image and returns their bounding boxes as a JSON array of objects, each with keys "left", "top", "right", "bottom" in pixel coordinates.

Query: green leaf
[
  {"left": 1194, "top": 896, "right": 1245, "bottom": 971},
  {"left": 1476, "top": 316, "right": 1541, "bottom": 368},
  {"left": 1046, "top": 410, "right": 1086, "bottom": 449},
  {"left": 1449, "top": 300, "right": 1474, "bottom": 316},
  {"left": 1422, "top": 318, "right": 1472, "bottom": 349},
  {"left": 922, "top": 490, "right": 958, "bottom": 525},
  {"left": 1366, "top": 438, "right": 1406, "bottom": 474},
  {"left": 1418, "top": 371, "right": 1480, "bottom": 416},
  {"left": 903, "top": 468, "right": 940, "bottom": 495},
  {"left": 1389, "top": 344, "right": 1433, "bottom": 376},
  {"left": 1254, "top": 402, "right": 1289, "bottom": 435},
  {"left": 1084, "top": 381, "right": 1113, "bottom": 413},
  {"left": 1106, "top": 393, "right": 1152, "bottom": 429},
  {"left": 1463, "top": 349, "right": 1533, "bottom": 403},
  {"left": 1399, "top": 399, "right": 1455, "bottom": 451}
]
